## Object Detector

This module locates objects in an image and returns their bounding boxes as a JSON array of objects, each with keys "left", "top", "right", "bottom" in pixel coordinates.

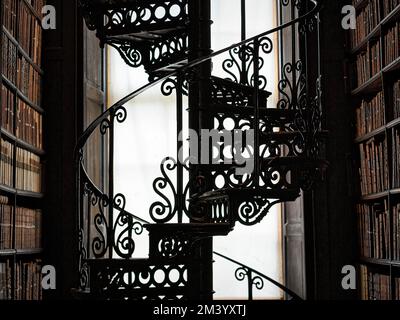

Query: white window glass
[{"left": 107, "top": 0, "right": 282, "bottom": 300}]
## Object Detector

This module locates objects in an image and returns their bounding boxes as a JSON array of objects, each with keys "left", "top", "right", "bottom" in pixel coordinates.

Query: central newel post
[{"left": 187, "top": 0, "right": 214, "bottom": 300}]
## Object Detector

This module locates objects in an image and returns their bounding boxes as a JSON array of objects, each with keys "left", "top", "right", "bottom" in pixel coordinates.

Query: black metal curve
[
  {"left": 74, "top": 0, "right": 322, "bottom": 162},
  {"left": 214, "top": 251, "right": 302, "bottom": 300}
]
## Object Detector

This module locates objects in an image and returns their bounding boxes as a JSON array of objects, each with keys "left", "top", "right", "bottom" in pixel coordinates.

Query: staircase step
[
  {"left": 194, "top": 187, "right": 300, "bottom": 203},
  {"left": 145, "top": 223, "right": 233, "bottom": 237},
  {"left": 84, "top": 258, "right": 190, "bottom": 300},
  {"left": 211, "top": 76, "right": 271, "bottom": 98},
  {"left": 261, "top": 156, "right": 329, "bottom": 168},
  {"left": 207, "top": 104, "right": 296, "bottom": 118},
  {"left": 85, "top": 0, "right": 189, "bottom": 39},
  {"left": 107, "top": 26, "right": 187, "bottom": 43}
]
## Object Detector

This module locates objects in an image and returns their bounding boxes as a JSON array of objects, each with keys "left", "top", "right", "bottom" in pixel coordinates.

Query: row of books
[
  {"left": 15, "top": 259, "right": 42, "bottom": 300},
  {"left": 358, "top": 137, "right": 389, "bottom": 196},
  {"left": 360, "top": 265, "right": 391, "bottom": 300},
  {"left": 370, "top": 41, "right": 381, "bottom": 77},
  {"left": 17, "top": 55, "right": 41, "bottom": 106},
  {"left": 396, "top": 278, "right": 400, "bottom": 300},
  {"left": 0, "top": 260, "right": 12, "bottom": 300},
  {"left": 357, "top": 201, "right": 390, "bottom": 260},
  {"left": 0, "top": 139, "right": 42, "bottom": 193},
  {"left": 1, "top": 0, "right": 17, "bottom": 37},
  {"left": 383, "top": 23, "right": 400, "bottom": 67},
  {"left": 16, "top": 146, "right": 42, "bottom": 193},
  {"left": 350, "top": 0, "right": 381, "bottom": 48},
  {"left": 393, "top": 80, "right": 400, "bottom": 119},
  {"left": 0, "top": 259, "right": 42, "bottom": 301},
  {"left": 393, "top": 203, "right": 400, "bottom": 261},
  {"left": 0, "top": 138, "right": 13, "bottom": 186},
  {"left": 1, "top": 84, "right": 43, "bottom": 149},
  {"left": 2, "top": 31, "right": 42, "bottom": 106},
  {"left": 2, "top": 33, "right": 18, "bottom": 84},
  {"left": 26, "top": 0, "right": 46, "bottom": 16},
  {"left": 383, "top": 0, "right": 400, "bottom": 17},
  {"left": 392, "top": 129, "right": 400, "bottom": 188},
  {"left": 355, "top": 91, "right": 385, "bottom": 137},
  {"left": 16, "top": 98, "right": 43, "bottom": 149},
  {"left": 19, "top": 0, "right": 43, "bottom": 66},
  {"left": 0, "top": 203, "right": 42, "bottom": 250},
  {"left": 1, "top": 84, "right": 14, "bottom": 134},
  {"left": 0, "top": 203, "right": 12, "bottom": 250},
  {"left": 352, "top": 41, "right": 381, "bottom": 87}
]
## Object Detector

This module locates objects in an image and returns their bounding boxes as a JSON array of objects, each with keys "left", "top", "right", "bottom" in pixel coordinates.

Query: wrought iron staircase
[{"left": 75, "top": 0, "right": 324, "bottom": 300}]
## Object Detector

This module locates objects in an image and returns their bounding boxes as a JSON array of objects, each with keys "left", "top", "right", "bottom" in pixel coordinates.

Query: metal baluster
[
  {"left": 108, "top": 112, "right": 115, "bottom": 260},
  {"left": 253, "top": 39, "right": 260, "bottom": 186},
  {"left": 247, "top": 269, "right": 254, "bottom": 301},
  {"left": 240, "top": 0, "right": 247, "bottom": 85},
  {"left": 177, "top": 73, "right": 184, "bottom": 223}
]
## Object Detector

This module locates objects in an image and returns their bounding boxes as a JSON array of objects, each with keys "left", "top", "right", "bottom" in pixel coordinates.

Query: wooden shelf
[
  {"left": 382, "top": 56, "right": 400, "bottom": 74},
  {"left": 350, "top": 23, "right": 381, "bottom": 55},
  {"left": 2, "top": 26, "right": 43, "bottom": 75},
  {"left": 0, "top": 184, "right": 44, "bottom": 200},
  {"left": 381, "top": 4, "right": 400, "bottom": 27},
  {"left": 360, "top": 190, "right": 390, "bottom": 201},
  {"left": 351, "top": 72, "right": 382, "bottom": 96},
  {"left": 387, "top": 117, "right": 400, "bottom": 129},
  {"left": 361, "top": 257, "right": 400, "bottom": 268},
  {"left": 351, "top": 2, "right": 400, "bottom": 301},
  {"left": 361, "top": 257, "right": 392, "bottom": 267},
  {"left": 354, "top": 0, "right": 369, "bottom": 11},
  {"left": 22, "top": 0, "right": 43, "bottom": 22},
  {"left": 0, "top": 248, "right": 43, "bottom": 257},
  {"left": 390, "top": 188, "right": 400, "bottom": 196},
  {"left": 1, "top": 75, "right": 44, "bottom": 114},
  {"left": 350, "top": 5, "right": 400, "bottom": 55},
  {"left": 354, "top": 124, "right": 386, "bottom": 143},
  {"left": 1, "top": 128, "right": 45, "bottom": 156},
  {"left": 351, "top": 57, "right": 400, "bottom": 96}
]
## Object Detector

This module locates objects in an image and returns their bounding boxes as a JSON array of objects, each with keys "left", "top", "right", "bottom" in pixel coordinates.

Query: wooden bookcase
[
  {"left": 0, "top": 0, "right": 44, "bottom": 300},
  {"left": 349, "top": 0, "right": 400, "bottom": 300}
]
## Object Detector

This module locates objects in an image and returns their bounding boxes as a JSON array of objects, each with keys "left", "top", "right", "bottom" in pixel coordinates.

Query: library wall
[
  {"left": 0, "top": 0, "right": 45, "bottom": 301},
  {"left": 350, "top": 0, "right": 400, "bottom": 300}
]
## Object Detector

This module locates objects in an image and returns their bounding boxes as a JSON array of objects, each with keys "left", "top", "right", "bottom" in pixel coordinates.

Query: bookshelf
[
  {"left": 0, "top": 0, "right": 44, "bottom": 300},
  {"left": 350, "top": 0, "right": 400, "bottom": 300}
]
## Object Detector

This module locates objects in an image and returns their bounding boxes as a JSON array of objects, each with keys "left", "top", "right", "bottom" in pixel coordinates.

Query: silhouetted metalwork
[{"left": 75, "top": 0, "right": 324, "bottom": 300}]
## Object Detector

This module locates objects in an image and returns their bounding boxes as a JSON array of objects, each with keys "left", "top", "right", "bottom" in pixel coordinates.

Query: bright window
[{"left": 107, "top": 0, "right": 282, "bottom": 300}]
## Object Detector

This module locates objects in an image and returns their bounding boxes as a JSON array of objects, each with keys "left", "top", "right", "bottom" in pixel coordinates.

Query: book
[
  {"left": 393, "top": 80, "right": 400, "bottom": 119},
  {"left": 0, "top": 138, "right": 14, "bottom": 187},
  {"left": 360, "top": 265, "right": 391, "bottom": 300},
  {"left": 383, "top": 22, "right": 400, "bottom": 67},
  {"left": 357, "top": 200, "right": 390, "bottom": 259},
  {"left": 0, "top": 260, "right": 12, "bottom": 300},
  {"left": 1, "top": 84, "right": 15, "bottom": 134},
  {"left": 16, "top": 97, "right": 43, "bottom": 150},
  {"left": 15, "top": 146, "right": 42, "bottom": 193},
  {"left": 350, "top": 0, "right": 382, "bottom": 49},
  {"left": 14, "top": 259, "right": 42, "bottom": 300},
  {"left": 358, "top": 137, "right": 388, "bottom": 196},
  {"left": 355, "top": 91, "right": 385, "bottom": 137},
  {"left": 0, "top": 202, "right": 13, "bottom": 250},
  {"left": 15, "top": 207, "right": 42, "bottom": 250}
]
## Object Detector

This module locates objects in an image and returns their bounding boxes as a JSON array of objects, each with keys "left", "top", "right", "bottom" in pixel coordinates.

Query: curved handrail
[
  {"left": 75, "top": 0, "right": 321, "bottom": 159},
  {"left": 214, "top": 251, "right": 302, "bottom": 300},
  {"left": 82, "top": 205, "right": 302, "bottom": 300}
]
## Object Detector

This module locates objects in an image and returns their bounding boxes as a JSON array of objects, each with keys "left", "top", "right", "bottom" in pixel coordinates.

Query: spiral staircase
[{"left": 75, "top": 0, "right": 325, "bottom": 300}]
